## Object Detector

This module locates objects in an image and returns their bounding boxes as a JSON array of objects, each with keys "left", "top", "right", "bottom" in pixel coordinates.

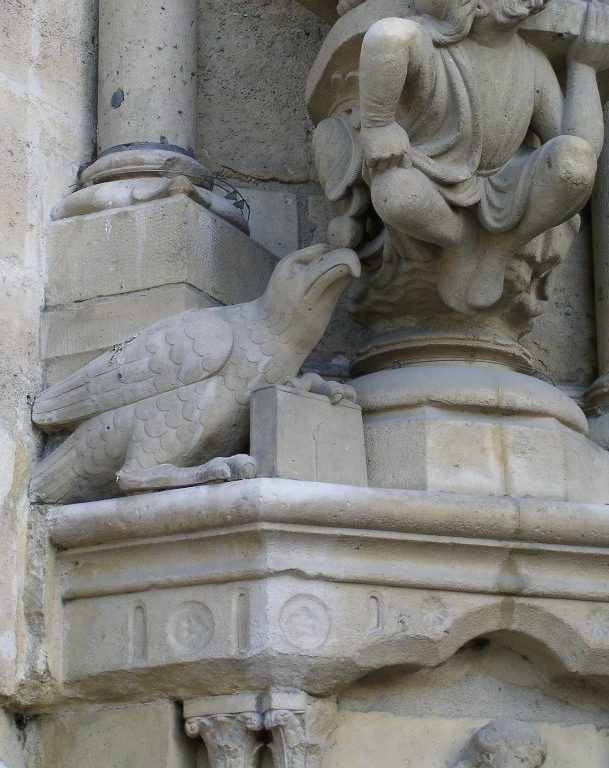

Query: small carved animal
[{"left": 31, "top": 244, "right": 360, "bottom": 503}]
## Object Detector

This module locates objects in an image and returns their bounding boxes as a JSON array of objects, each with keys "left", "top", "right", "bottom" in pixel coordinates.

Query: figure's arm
[
  {"left": 359, "top": 18, "right": 424, "bottom": 172},
  {"left": 530, "top": 49, "right": 564, "bottom": 143},
  {"left": 561, "top": 0, "right": 609, "bottom": 158}
]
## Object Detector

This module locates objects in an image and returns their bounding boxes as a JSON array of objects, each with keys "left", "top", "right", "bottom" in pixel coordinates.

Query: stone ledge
[{"left": 47, "top": 478, "right": 609, "bottom": 551}]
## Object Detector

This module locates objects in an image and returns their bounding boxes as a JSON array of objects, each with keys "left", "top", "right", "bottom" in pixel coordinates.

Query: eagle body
[{"left": 31, "top": 246, "right": 360, "bottom": 504}]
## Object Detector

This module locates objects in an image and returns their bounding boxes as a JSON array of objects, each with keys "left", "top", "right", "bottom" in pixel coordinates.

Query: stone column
[
  {"left": 97, "top": 0, "right": 199, "bottom": 161},
  {"left": 51, "top": 0, "right": 220, "bottom": 221},
  {"left": 42, "top": 0, "right": 265, "bottom": 384},
  {"left": 586, "top": 101, "right": 609, "bottom": 448}
]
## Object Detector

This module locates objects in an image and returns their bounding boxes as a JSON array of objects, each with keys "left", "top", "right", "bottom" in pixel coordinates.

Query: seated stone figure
[
  {"left": 314, "top": 0, "right": 609, "bottom": 318},
  {"left": 451, "top": 719, "right": 547, "bottom": 768}
]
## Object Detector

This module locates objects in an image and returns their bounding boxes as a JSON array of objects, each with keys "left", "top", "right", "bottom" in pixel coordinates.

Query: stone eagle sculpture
[{"left": 31, "top": 244, "right": 360, "bottom": 504}]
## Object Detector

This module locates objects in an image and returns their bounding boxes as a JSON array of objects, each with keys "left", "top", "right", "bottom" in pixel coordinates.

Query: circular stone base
[
  {"left": 352, "top": 364, "right": 609, "bottom": 502},
  {"left": 80, "top": 146, "right": 213, "bottom": 189}
]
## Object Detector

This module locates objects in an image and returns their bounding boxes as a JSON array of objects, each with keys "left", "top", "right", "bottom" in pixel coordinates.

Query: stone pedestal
[
  {"left": 41, "top": 196, "right": 276, "bottom": 383},
  {"left": 251, "top": 385, "right": 367, "bottom": 485},
  {"left": 353, "top": 362, "right": 609, "bottom": 501}
]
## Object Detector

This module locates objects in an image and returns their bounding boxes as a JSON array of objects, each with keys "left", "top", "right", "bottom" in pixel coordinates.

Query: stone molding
[
  {"left": 35, "top": 480, "right": 609, "bottom": 708},
  {"left": 47, "top": 478, "right": 609, "bottom": 552}
]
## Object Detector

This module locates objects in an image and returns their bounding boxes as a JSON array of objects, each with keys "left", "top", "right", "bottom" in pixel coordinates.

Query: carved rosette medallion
[
  {"left": 167, "top": 601, "right": 215, "bottom": 656},
  {"left": 279, "top": 595, "right": 332, "bottom": 650}
]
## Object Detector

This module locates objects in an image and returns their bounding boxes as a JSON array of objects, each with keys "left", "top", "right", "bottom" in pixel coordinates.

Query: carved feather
[{"left": 33, "top": 309, "right": 234, "bottom": 431}]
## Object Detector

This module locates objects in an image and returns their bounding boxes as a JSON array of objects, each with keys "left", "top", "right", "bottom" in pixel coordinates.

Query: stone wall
[{"left": 0, "top": 0, "right": 96, "bottom": 764}]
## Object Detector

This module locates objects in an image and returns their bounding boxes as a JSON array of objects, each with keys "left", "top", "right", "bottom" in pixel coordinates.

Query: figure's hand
[
  {"left": 361, "top": 123, "right": 412, "bottom": 173},
  {"left": 337, "top": 0, "right": 365, "bottom": 15},
  {"left": 569, "top": 0, "right": 609, "bottom": 72}
]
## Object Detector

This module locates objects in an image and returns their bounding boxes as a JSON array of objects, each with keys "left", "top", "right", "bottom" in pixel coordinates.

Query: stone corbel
[{"left": 184, "top": 712, "right": 264, "bottom": 768}]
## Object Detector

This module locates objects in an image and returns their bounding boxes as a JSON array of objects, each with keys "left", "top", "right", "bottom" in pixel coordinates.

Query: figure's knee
[
  {"left": 545, "top": 136, "right": 597, "bottom": 193},
  {"left": 371, "top": 167, "right": 426, "bottom": 228},
  {"left": 364, "top": 17, "right": 422, "bottom": 51}
]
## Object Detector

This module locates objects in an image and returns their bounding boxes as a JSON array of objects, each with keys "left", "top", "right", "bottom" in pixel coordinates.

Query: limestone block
[
  {"left": 238, "top": 188, "right": 299, "bottom": 257},
  {"left": 45, "top": 195, "right": 276, "bottom": 306},
  {"left": 360, "top": 407, "right": 609, "bottom": 501},
  {"left": 196, "top": 0, "right": 329, "bottom": 182},
  {"left": 37, "top": 700, "right": 196, "bottom": 768},
  {"left": 0, "top": 708, "right": 28, "bottom": 768},
  {"left": 251, "top": 385, "right": 367, "bottom": 485},
  {"left": 41, "top": 284, "right": 220, "bottom": 384},
  {"left": 354, "top": 365, "right": 609, "bottom": 502},
  {"left": 330, "top": 714, "right": 609, "bottom": 768}
]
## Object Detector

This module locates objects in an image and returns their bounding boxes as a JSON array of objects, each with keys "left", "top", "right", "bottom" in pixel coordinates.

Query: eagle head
[{"left": 264, "top": 244, "right": 361, "bottom": 320}]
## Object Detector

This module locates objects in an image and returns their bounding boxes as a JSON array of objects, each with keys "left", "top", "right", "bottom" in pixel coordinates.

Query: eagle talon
[{"left": 286, "top": 373, "right": 357, "bottom": 404}]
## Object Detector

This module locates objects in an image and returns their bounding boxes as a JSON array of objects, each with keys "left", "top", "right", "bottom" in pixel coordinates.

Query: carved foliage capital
[{"left": 185, "top": 713, "right": 264, "bottom": 768}]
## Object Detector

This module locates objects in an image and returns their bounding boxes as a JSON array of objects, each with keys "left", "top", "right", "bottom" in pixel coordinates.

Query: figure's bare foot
[
  {"left": 466, "top": 250, "right": 509, "bottom": 309},
  {"left": 286, "top": 373, "right": 357, "bottom": 404},
  {"left": 437, "top": 215, "right": 480, "bottom": 313}
]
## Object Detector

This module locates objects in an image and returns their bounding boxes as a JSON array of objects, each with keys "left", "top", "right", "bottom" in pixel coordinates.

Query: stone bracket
[{"left": 184, "top": 693, "right": 337, "bottom": 768}]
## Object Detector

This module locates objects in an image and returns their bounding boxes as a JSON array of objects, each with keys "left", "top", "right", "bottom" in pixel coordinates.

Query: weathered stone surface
[
  {"left": 0, "top": 708, "right": 29, "bottom": 768},
  {"left": 97, "top": 0, "right": 199, "bottom": 153},
  {"left": 45, "top": 196, "right": 276, "bottom": 306},
  {"left": 41, "top": 284, "right": 220, "bottom": 384},
  {"left": 31, "top": 479, "right": 609, "bottom": 702},
  {"left": 251, "top": 384, "right": 367, "bottom": 485},
  {"left": 37, "top": 700, "right": 196, "bottom": 768},
  {"left": 334, "top": 640, "right": 609, "bottom": 767},
  {"left": 238, "top": 187, "right": 299, "bottom": 257},
  {"left": 196, "top": 0, "right": 329, "bottom": 182},
  {"left": 524, "top": 219, "right": 596, "bottom": 391},
  {"left": 184, "top": 693, "right": 337, "bottom": 768},
  {"left": 0, "top": 0, "right": 96, "bottom": 717},
  {"left": 353, "top": 364, "right": 609, "bottom": 501}
]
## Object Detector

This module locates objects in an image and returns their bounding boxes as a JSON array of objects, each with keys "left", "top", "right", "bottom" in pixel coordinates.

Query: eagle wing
[{"left": 33, "top": 308, "right": 235, "bottom": 432}]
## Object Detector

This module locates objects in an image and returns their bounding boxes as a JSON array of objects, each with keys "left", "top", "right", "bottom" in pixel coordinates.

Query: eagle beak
[
  {"left": 308, "top": 248, "right": 361, "bottom": 288},
  {"left": 301, "top": 248, "right": 361, "bottom": 302}
]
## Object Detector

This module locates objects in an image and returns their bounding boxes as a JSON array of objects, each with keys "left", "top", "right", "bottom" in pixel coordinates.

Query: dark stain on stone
[{"left": 111, "top": 88, "right": 125, "bottom": 108}]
